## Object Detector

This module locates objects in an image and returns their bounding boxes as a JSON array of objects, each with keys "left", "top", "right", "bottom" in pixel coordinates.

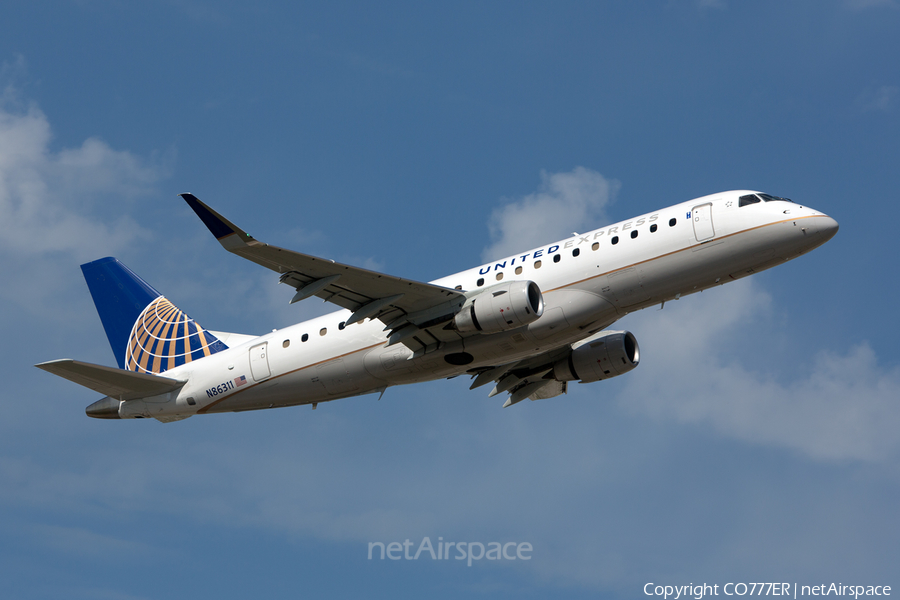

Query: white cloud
[
  {"left": 857, "top": 85, "right": 899, "bottom": 113},
  {"left": 618, "top": 279, "right": 900, "bottom": 462},
  {"left": 0, "top": 84, "right": 170, "bottom": 320},
  {"left": 481, "top": 167, "right": 619, "bottom": 262},
  {"left": 0, "top": 104, "right": 166, "bottom": 260},
  {"left": 29, "top": 523, "right": 154, "bottom": 558}
]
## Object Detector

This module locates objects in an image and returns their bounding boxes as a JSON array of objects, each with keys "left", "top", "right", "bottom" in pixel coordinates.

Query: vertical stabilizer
[{"left": 81, "top": 257, "right": 227, "bottom": 374}]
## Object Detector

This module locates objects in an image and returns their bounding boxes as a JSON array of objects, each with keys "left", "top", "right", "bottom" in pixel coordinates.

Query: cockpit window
[
  {"left": 758, "top": 193, "right": 793, "bottom": 203},
  {"left": 739, "top": 192, "right": 794, "bottom": 207}
]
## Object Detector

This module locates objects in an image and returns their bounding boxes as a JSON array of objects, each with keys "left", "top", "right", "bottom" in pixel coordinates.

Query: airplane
[{"left": 36, "top": 190, "right": 838, "bottom": 422}]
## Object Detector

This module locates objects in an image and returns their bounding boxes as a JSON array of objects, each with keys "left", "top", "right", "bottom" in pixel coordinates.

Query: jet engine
[
  {"left": 453, "top": 280, "right": 544, "bottom": 334},
  {"left": 551, "top": 330, "right": 639, "bottom": 383}
]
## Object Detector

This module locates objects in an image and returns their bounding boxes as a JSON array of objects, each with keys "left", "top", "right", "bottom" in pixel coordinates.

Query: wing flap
[
  {"left": 36, "top": 359, "right": 186, "bottom": 400},
  {"left": 470, "top": 345, "right": 574, "bottom": 406}
]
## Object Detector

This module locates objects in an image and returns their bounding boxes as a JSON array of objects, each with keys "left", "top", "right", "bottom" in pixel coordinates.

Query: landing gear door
[
  {"left": 692, "top": 203, "right": 715, "bottom": 243},
  {"left": 249, "top": 342, "right": 271, "bottom": 381}
]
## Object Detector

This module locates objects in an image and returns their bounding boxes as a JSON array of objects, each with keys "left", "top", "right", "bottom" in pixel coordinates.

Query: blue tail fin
[{"left": 81, "top": 257, "right": 228, "bottom": 374}]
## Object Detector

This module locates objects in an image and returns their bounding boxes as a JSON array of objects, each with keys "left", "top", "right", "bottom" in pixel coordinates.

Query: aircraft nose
[{"left": 817, "top": 214, "right": 839, "bottom": 242}]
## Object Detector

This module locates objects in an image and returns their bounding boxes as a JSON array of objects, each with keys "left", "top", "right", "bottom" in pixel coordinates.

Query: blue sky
[{"left": 1, "top": 1, "right": 898, "bottom": 598}]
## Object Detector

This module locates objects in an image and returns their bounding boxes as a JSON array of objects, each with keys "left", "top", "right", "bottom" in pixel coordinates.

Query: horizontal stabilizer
[{"left": 36, "top": 359, "right": 186, "bottom": 401}]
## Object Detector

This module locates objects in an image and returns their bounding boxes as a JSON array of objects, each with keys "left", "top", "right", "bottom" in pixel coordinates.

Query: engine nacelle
[
  {"left": 454, "top": 280, "right": 544, "bottom": 334},
  {"left": 552, "top": 330, "right": 640, "bottom": 383}
]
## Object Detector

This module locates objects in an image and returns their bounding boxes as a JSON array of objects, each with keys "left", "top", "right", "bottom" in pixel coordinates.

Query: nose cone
[
  {"left": 818, "top": 214, "right": 839, "bottom": 243},
  {"left": 86, "top": 397, "right": 122, "bottom": 419}
]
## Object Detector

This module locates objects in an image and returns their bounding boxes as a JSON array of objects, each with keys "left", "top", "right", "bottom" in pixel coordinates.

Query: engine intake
[
  {"left": 454, "top": 280, "right": 544, "bottom": 334},
  {"left": 552, "top": 330, "right": 640, "bottom": 383}
]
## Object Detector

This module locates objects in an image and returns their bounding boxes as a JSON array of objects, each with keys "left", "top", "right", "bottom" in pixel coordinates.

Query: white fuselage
[{"left": 119, "top": 191, "right": 837, "bottom": 420}]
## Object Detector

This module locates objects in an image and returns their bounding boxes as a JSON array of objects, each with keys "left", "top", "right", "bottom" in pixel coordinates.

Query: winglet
[{"left": 180, "top": 193, "right": 256, "bottom": 248}]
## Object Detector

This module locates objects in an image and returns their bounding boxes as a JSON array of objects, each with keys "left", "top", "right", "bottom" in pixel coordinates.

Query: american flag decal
[{"left": 235, "top": 375, "right": 247, "bottom": 387}]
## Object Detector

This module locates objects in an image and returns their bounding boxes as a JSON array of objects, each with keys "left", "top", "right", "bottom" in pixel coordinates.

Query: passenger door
[
  {"left": 691, "top": 203, "right": 715, "bottom": 242},
  {"left": 249, "top": 342, "right": 271, "bottom": 381}
]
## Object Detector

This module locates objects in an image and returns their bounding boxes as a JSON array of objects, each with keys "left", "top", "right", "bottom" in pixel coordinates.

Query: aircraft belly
[
  {"left": 602, "top": 267, "right": 651, "bottom": 310},
  {"left": 532, "top": 288, "right": 617, "bottom": 334},
  {"left": 202, "top": 351, "right": 385, "bottom": 413}
]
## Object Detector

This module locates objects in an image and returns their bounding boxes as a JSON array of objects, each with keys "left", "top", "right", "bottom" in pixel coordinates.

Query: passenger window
[
  {"left": 515, "top": 266, "right": 523, "bottom": 275},
  {"left": 669, "top": 218, "right": 676, "bottom": 227},
  {"left": 338, "top": 321, "right": 346, "bottom": 330},
  {"left": 455, "top": 285, "right": 462, "bottom": 290},
  {"left": 534, "top": 260, "right": 542, "bottom": 269},
  {"left": 553, "top": 254, "right": 561, "bottom": 263},
  {"left": 301, "top": 333, "right": 309, "bottom": 342},
  {"left": 611, "top": 236, "right": 619, "bottom": 245},
  {"left": 572, "top": 248, "right": 580, "bottom": 257},
  {"left": 496, "top": 272, "right": 504, "bottom": 281},
  {"left": 592, "top": 242, "right": 599, "bottom": 251},
  {"left": 631, "top": 230, "right": 638, "bottom": 239},
  {"left": 283, "top": 339, "right": 290, "bottom": 348},
  {"left": 650, "top": 224, "right": 657, "bottom": 233},
  {"left": 319, "top": 328, "right": 327, "bottom": 336},
  {"left": 477, "top": 278, "right": 484, "bottom": 287}
]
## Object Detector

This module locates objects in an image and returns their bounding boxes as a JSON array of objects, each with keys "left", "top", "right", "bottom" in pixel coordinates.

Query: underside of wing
[
  {"left": 36, "top": 359, "right": 186, "bottom": 400},
  {"left": 182, "top": 193, "right": 469, "bottom": 354},
  {"left": 468, "top": 345, "right": 573, "bottom": 407},
  {"left": 469, "top": 329, "right": 640, "bottom": 407}
]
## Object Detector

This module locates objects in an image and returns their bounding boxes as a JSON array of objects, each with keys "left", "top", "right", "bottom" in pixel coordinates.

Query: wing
[
  {"left": 36, "top": 359, "right": 186, "bottom": 400},
  {"left": 182, "top": 194, "right": 468, "bottom": 355}
]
